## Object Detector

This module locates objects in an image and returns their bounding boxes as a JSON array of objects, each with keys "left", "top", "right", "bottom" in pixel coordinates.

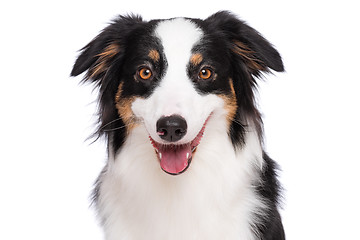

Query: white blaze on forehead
[
  {"left": 152, "top": 18, "right": 204, "bottom": 113},
  {"left": 155, "top": 18, "right": 203, "bottom": 67},
  {"left": 151, "top": 19, "right": 208, "bottom": 129}
]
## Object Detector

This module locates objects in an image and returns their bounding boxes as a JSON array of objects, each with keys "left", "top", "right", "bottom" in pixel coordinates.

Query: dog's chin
[{"left": 149, "top": 117, "right": 209, "bottom": 176}]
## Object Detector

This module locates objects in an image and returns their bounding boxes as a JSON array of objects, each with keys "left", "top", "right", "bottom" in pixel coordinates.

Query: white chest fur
[{"left": 96, "top": 118, "right": 266, "bottom": 240}]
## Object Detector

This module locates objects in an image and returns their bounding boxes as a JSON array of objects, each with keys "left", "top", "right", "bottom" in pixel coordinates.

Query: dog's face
[
  {"left": 71, "top": 11, "right": 283, "bottom": 175},
  {"left": 130, "top": 19, "right": 234, "bottom": 175}
]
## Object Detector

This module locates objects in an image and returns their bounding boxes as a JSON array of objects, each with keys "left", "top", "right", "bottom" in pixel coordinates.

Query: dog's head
[{"left": 71, "top": 11, "right": 283, "bottom": 175}]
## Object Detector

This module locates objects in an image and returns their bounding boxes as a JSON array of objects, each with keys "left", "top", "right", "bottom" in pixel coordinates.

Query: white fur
[
  {"left": 96, "top": 18, "right": 267, "bottom": 240},
  {"left": 98, "top": 121, "right": 266, "bottom": 240}
]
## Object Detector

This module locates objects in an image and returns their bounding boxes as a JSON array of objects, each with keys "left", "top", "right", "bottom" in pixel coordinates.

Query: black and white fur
[{"left": 71, "top": 11, "right": 285, "bottom": 240}]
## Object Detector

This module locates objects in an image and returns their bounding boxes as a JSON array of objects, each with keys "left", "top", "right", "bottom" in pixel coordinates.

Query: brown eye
[
  {"left": 138, "top": 67, "right": 153, "bottom": 80},
  {"left": 198, "top": 68, "right": 213, "bottom": 80}
]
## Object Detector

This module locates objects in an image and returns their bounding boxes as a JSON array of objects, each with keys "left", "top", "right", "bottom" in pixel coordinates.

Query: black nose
[{"left": 156, "top": 115, "right": 187, "bottom": 142}]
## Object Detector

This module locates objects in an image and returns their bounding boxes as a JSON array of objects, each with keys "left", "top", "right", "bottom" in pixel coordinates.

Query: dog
[{"left": 71, "top": 11, "right": 285, "bottom": 240}]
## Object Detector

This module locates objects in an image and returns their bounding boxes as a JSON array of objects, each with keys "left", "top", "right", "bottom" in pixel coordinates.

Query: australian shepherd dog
[{"left": 71, "top": 11, "right": 285, "bottom": 240}]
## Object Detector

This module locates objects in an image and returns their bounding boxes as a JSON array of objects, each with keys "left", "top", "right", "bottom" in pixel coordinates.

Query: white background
[{"left": 1, "top": 0, "right": 359, "bottom": 239}]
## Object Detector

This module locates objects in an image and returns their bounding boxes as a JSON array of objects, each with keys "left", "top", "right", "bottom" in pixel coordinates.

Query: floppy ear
[
  {"left": 205, "top": 11, "right": 284, "bottom": 76},
  {"left": 71, "top": 15, "right": 144, "bottom": 144},
  {"left": 70, "top": 14, "right": 143, "bottom": 82}
]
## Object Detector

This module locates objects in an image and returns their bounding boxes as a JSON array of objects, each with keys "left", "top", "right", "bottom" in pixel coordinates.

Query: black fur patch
[{"left": 255, "top": 152, "right": 285, "bottom": 240}]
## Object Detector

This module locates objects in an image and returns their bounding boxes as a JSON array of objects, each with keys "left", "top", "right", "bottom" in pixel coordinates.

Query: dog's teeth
[
  {"left": 192, "top": 146, "right": 197, "bottom": 152},
  {"left": 186, "top": 153, "right": 189, "bottom": 159},
  {"left": 159, "top": 152, "right": 162, "bottom": 159}
]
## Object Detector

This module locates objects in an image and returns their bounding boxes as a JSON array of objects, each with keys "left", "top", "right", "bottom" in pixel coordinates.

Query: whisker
[
  {"left": 232, "top": 119, "right": 246, "bottom": 128},
  {"left": 231, "top": 119, "right": 255, "bottom": 133},
  {"left": 98, "top": 117, "right": 123, "bottom": 132},
  {"left": 102, "top": 125, "right": 127, "bottom": 132},
  {"left": 101, "top": 117, "right": 144, "bottom": 133}
]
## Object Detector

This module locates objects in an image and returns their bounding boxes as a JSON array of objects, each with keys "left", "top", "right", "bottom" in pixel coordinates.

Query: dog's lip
[{"left": 149, "top": 115, "right": 210, "bottom": 175}]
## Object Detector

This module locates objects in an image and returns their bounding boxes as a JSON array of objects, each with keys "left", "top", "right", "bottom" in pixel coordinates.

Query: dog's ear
[
  {"left": 205, "top": 11, "right": 284, "bottom": 75},
  {"left": 71, "top": 14, "right": 143, "bottom": 82}
]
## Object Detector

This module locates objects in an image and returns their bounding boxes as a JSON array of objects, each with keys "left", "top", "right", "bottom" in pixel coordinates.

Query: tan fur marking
[
  {"left": 97, "top": 43, "right": 120, "bottom": 59},
  {"left": 219, "top": 79, "right": 238, "bottom": 128},
  {"left": 232, "top": 40, "right": 265, "bottom": 72},
  {"left": 115, "top": 82, "right": 123, "bottom": 103},
  {"left": 148, "top": 49, "right": 160, "bottom": 62},
  {"left": 190, "top": 53, "right": 203, "bottom": 66},
  {"left": 89, "top": 43, "right": 120, "bottom": 79},
  {"left": 115, "top": 82, "right": 139, "bottom": 133}
]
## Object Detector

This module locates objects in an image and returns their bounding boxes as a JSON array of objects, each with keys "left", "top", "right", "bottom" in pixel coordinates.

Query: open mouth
[{"left": 149, "top": 118, "right": 209, "bottom": 175}]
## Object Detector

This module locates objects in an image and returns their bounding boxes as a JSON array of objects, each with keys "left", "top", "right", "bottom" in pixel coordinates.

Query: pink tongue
[{"left": 159, "top": 145, "right": 192, "bottom": 175}]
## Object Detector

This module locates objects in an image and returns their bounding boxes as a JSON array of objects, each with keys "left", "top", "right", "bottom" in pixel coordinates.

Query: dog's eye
[
  {"left": 198, "top": 68, "right": 213, "bottom": 80},
  {"left": 137, "top": 67, "right": 153, "bottom": 80}
]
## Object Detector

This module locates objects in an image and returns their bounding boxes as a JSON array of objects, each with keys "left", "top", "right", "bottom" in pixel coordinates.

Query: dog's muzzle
[{"left": 149, "top": 114, "right": 208, "bottom": 175}]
